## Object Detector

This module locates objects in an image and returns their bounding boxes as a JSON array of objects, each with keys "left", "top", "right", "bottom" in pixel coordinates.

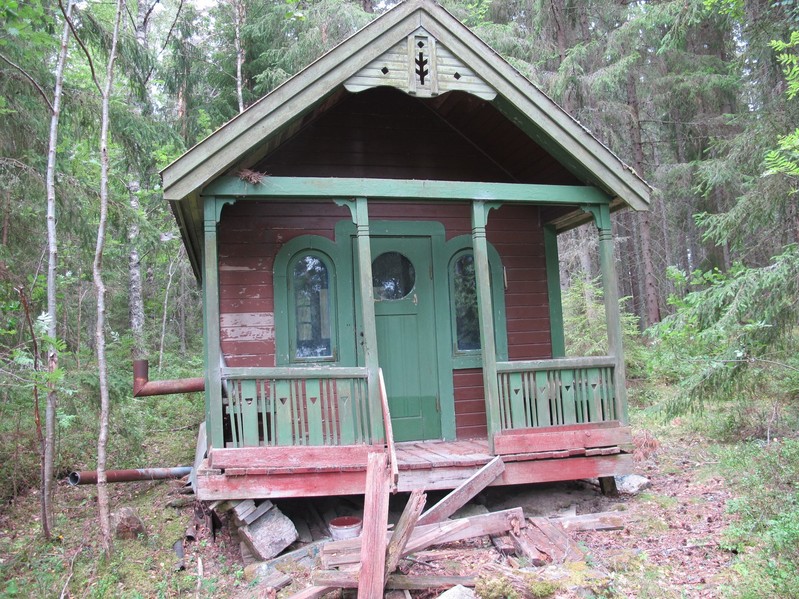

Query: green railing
[
  {"left": 496, "top": 357, "right": 617, "bottom": 430},
  {"left": 221, "top": 367, "right": 374, "bottom": 447}
]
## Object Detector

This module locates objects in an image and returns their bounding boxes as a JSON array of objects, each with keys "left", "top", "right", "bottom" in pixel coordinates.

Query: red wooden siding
[
  {"left": 218, "top": 201, "right": 553, "bottom": 442},
  {"left": 252, "top": 88, "right": 581, "bottom": 187},
  {"left": 218, "top": 201, "right": 349, "bottom": 367}
]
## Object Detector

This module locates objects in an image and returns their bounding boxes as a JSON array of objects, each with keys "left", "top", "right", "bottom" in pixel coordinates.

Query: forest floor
[{"left": 0, "top": 411, "right": 743, "bottom": 598}]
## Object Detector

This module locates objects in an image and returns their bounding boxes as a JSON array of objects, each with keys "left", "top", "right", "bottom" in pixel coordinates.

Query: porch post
[
  {"left": 202, "top": 197, "right": 224, "bottom": 449},
  {"left": 471, "top": 201, "right": 501, "bottom": 451},
  {"left": 352, "top": 198, "right": 384, "bottom": 443},
  {"left": 543, "top": 225, "right": 565, "bottom": 358},
  {"left": 592, "top": 204, "right": 628, "bottom": 424}
]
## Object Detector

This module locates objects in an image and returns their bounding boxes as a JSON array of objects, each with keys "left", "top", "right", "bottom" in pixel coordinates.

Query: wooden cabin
[{"left": 162, "top": 0, "right": 650, "bottom": 501}]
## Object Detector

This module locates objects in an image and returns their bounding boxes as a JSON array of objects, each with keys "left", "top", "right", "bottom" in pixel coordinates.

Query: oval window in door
[{"left": 372, "top": 251, "right": 415, "bottom": 300}]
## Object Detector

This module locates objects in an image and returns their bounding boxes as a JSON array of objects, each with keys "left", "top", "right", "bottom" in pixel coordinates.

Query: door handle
[{"left": 412, "top": 293, "right": 418, "bottom": 305}]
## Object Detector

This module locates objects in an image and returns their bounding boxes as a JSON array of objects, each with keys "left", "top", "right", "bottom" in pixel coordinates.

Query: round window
[{"left": 372, "top": 252, "right": 415, "bottom": 300}]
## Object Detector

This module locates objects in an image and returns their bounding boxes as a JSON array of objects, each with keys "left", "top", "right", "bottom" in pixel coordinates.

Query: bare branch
[
  {"left": 144, "top": 0, "right": 184, "bottom": 85},
  {"left": 0, "top": 52, "right": 54, "bottom": 113},
  {"left": 58, "top": 0, "right": 102, "bottom": 93}
]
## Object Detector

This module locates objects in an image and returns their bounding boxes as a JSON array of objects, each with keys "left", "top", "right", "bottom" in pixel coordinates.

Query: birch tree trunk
[
  {"left": 233, "top": 0, "right": 246, "bottom": 114},
  {"left": 94, "top": 0, "right": 124, "bottom": 556},
  {"left": 127, "top": 0, "right": 156, "bottom": 360},
  {"left": 43, "top": 0, "right": 74, "bottom": 540}
]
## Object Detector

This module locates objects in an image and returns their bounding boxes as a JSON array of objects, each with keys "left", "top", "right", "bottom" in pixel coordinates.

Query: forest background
[{"left": 1, "top": 0, "right": 799, "bottom": 596}]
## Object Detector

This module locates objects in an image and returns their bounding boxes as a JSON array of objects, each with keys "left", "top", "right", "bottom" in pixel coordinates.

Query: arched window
[
  {"left": 289, "top": 252, "right": 335, "bottom": 360},
  {"left": 451, "top": 252, "right": 480, "bottom": 351},
  {"left": 446, "top": 237, "right": 508, "bottom": 367}
]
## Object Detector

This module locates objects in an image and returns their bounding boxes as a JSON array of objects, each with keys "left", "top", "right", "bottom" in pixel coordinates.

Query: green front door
[{"left": 371, "top": 236, "right": 441, "bottom": 442}]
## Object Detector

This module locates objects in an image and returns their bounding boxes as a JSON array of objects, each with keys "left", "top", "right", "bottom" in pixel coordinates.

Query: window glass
[
  {"left": 292, "top": 255, "right": 332, "bottom": 358},
  {"left": 453, "top": 253, "right": 480, "bottom": 351},
  {"left": 372, "top": 252, "right": 415, "bottom": 301}
]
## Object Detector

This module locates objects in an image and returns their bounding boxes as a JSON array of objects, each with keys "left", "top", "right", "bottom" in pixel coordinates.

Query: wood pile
[{"left": 206, "top": 453, "right": 626, "bottom": 597}]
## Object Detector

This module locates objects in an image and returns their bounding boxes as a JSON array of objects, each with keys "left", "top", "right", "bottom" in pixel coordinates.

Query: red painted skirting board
[
  {"left": 208, "top": 444, "right": 377, "bottom": 470},
  {"left": 493, "top": 425, "right": 632, "bottom": 455},
  {"left": 195, "top": 453, "right": 634, "bottom": 501}
]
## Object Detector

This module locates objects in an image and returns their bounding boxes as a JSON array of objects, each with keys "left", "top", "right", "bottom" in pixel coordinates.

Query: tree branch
[
  {"left": 58, "top": 0, "right": 102, "bottom": 93},
  {"left": 144, "top": 0, "right": 184, "bottom": 86},
  {"left": 0, "top": 52, "right": 54, "bottom": 113}
]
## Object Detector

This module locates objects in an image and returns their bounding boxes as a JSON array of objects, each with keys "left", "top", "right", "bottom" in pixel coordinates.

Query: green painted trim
[
  {"left": 202, "top": 197, "right": 224, "bottom": 449},
  {"left": 222, "top": 366, "right": 368, "bottom": 379},
  {"left": 202, "top": 176, "right": 612, "bottom": 205},
  {"left": 273, "top": 235, "right": 354, "bottom": 366},
  {"left": 338, "top": 219, "right": 456, "bottom": 440},
  {"left": 593, "top": 203, "right": 628, "bottom": 424},
  {"left": 543, "top": 225, "right": 565, "bottom": 358},
  {"left": 497, "top": 356, "right": 615, "bottom": 372},
  {"left": 472, "top": 201, "right": 501, "bottom": 450},
  {"left": 444, "top": 236, "right": 508, "bottom": 369},
  {"left": 351, "top": 198, "right": 385, "bottom": 442}
]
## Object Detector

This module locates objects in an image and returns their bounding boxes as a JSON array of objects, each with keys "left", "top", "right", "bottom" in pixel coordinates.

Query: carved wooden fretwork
[{"left": 344, "top": 27, "right": 497, "bottom": 100}]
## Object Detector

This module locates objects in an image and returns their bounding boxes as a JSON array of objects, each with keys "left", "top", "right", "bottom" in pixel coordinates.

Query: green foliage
[
  {"left": 648, "top": 249, "right": 799, "bottom": 431},
  {"left": 562, "top": 276, "right": 647, "bottom": 379},
  {"left": 719, "top": 439, "right": 799, "bottom": 597}
]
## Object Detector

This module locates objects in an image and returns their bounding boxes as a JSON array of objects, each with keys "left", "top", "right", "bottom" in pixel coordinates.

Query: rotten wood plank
[
  {"left": 313, "top": 571, "right": 476, "bottom": 590},
  {"left": 208, "top": 445, "right": 374, "bottom": 470},
  {"left": 358, "top": 451, "right": 391, "bottom": 598},
  {"left": 493, "top": 426, "right": 632, "bottom": 455},
  {"left": 379, "top": 368, "right": 399, "bottom": 489},
  {"left": 551, "top": 511, "right": 624, "bottom": 531},
  {"left": 416, "top": 456, "right": 504, "bottom": 526},
  {"left": 322, "top": 507, "right": 526, "bottom": 568},
  {"left": 286, "top": 586, "right": 335, "bottom": 599},
  {"left": 385, "top": 490, "right": 426, "bottom": 578}
]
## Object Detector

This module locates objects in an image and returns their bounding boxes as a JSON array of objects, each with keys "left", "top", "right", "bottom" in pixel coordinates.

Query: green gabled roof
[{"left": 162, "top": 0, "right": 651, "bottom": 274}]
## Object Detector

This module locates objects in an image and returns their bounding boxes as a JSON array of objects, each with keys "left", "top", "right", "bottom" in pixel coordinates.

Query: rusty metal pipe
[
  {"left": 133, "top": 359, "right": 204, "bottom": 397},
  {"left": 67, "top": 466, "right": 192, "bottom": 486}
]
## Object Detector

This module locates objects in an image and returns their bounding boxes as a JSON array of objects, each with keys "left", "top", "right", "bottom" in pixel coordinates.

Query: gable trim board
[{"left": 162, "top": 0, "right": 650, "bottom": 211}]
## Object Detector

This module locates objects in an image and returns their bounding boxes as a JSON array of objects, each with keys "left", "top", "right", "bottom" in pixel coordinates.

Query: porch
[
  {"left": 196, "top": 426, "right": 632, "bottom": 500},
  {"left": 194, "top": 357, "right": 632, "bottom": 501}
]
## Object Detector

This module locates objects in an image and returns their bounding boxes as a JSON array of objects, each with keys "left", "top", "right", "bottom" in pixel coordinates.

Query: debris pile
[{"left": 202, "top": 454, "right": 626, "bottom": 598}]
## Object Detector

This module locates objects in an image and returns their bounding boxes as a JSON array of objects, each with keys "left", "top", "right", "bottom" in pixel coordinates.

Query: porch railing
[
  {"left": 221, "top": 366, "right": 374, "bottom": 447},
  {"left": 496, "top": 356, "right": 617, "bottom": 430}
]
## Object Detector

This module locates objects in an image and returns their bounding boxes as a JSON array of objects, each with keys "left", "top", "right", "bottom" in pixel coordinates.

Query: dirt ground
[
  {"left": 0, "top": 424, "right": 738, "bottom": 598},
  {"left": 236, "top": 427, "right": 738, "bottom": 598}
]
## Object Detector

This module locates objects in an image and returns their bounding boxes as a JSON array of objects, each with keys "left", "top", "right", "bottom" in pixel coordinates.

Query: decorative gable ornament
[{"left": 344, "top": 27, "right": 496, "bottom": 100}]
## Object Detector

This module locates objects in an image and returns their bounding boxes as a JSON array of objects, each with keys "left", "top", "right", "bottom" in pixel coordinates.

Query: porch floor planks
[
  {"left": 196, "top": 432, "right": 633, "bottom": 500},
  {"left": 395, "top": 440, "right": 493, "bottom": 471}
]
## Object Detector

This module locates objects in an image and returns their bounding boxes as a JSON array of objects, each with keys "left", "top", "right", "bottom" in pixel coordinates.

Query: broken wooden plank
[
  {"left": 322, "top": 507, "right": 525, "bottom": 568},
  {"left": 551, "top": 511, "right": 624, "bottom": 531},
  {"left": 493, "top": 425, "right": 632, "bottom": 455},
  {"left": 385, "top": 489, "right": 426, "bottom": 578},
  {"left": 509, "top": 529, "right": 550, "bottom": 566},
  {"left": 510, "top": 517, "right": 584, "bottom": 565},
  {"left": 260, "top": 571, "right": 292, "bottom": 592},
  {"left": 208, "top": 445, "right": 373, "bottom": 470},
  {"left": 358, "top": 451, "right": 391, "bottom": 598},
  {"left": 490, "top": 534, "right": 516, "bottom": 556},
  {"left": 286, "top": 585, "right": 335, "bottom": 599},
  {"left": 242, "top": 499, "right": 274, "bottom": 526},
  {"left": 232, "top": 499, "right": 257, "bottom": 522},
  {"left": 416, "top": 456, "right": 504, "bottom": 526},
  {"left": 313, "top": 571, "right": 476, "bottom": 589},
  {"left": 379, "top": 368, "right": 399, "bottom": 490}
]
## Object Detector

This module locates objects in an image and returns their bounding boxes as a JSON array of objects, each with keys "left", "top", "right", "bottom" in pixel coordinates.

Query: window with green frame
[
  {"left": 451, "top": 251, "right": 480, "bottom": 352},
  {"left": 288, "top": 251, "right": 336, "bottom": 361},
  {"left": 446, "top": 237, "right": 508, "bottom": 368}
]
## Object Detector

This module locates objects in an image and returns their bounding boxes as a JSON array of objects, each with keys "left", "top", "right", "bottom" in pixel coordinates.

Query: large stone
[
  {"left": 436, "top": 585, "right": 477, "bottom": 599},
  {"left": 614, "top": 474, "right": 651, "bottom": 495},
  {"left": 111, "top": 507, "right": 146, "bottom": 540},
  {"left": 239, "top": 505, "right": 298, "bottom": 561}
]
